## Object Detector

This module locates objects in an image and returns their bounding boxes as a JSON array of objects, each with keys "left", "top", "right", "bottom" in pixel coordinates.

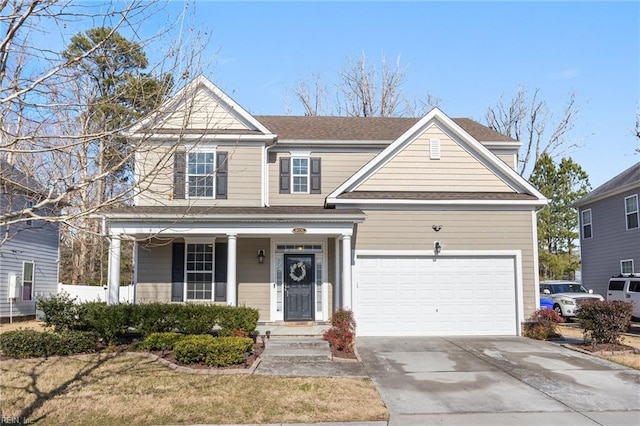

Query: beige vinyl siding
[
  {"left": 495, "top": 152, "right": 517, "bottom": 170},
  {"left": 136, "top": 144, "right": 263, "bottom": 207},
  {"left": 359, "top": 126, "right": 513, "bottom": 192},
  {"left": 161, "top": 90, "right": 250, "bottom": 130},
  {"left": 237, "top": 238, "right": 271, "bottom": 321},
  {"left": 269, "top": 151, "right": 377, "bottom": 206},
  {"left": 136, "top": 241, "right": 173, "bottom": 303},
  {"left": 355, "top": 209, "right": 537, "bottom": 318}
]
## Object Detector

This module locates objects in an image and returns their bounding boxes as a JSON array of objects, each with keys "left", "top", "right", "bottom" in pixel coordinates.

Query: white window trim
[
  {"left": 621, "top": 259, "right": 635, "bottom": 275},
  {"left": 625, "top": 194, "right": 639, "bottom": 230},
  {"left": 184, "top": 239, "right": 216, "bottom": 302},
  {"left": 22, "top": 261, "right": 34, "bottom": 301},
  {"left": 581, "top": 209, "right": 593, "bottom": 239},
  {"left": 185, "top": 148, "right": 217, "bottom": 199},
  {"left": 291, "top": 156, "right": 311, "bottom": 194}
]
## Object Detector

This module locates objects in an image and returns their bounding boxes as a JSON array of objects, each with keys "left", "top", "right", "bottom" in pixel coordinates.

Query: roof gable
[
  {"left": 0, "top": 158, "right": 45, "bottom": 195},
  {"left": 130, "top": 75, "right": 273, "bottom": 136},
  {"left": 574, "top": 162, "right": 640, "bottom": 207},
  {"left": 326, "top": 108, "right": 546, "bottom": 205}
]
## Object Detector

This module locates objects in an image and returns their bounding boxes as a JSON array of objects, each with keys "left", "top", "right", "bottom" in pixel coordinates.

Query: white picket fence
[{"left": 58, "top": 284, "right": 134, "bottom": 304}]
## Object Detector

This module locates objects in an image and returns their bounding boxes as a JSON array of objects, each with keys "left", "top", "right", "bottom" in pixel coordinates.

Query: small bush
[
  {"left": 575, "top": 300, "right": 633, "bottom": 344},
  {"left": 523, "top": 308, "right": 565, "bottom": 340},
  {"left": 139, "top": 332, "right": 185, "bottom": 351},
  {"left": 323, "top": 309, "right": 356, "bottom": 354},
  {"left": 83, "top": 302, "right": 135, "bottom": 344},
  {"left": 37, "top": 292, "right": 88, "bottom": 332},
  {"left": 216, "top": 306, "right": 259, "bottom": 337},
  {"left": 0, "top": 329, "right": 96, "bottom": 359},
  {"left": 173, "top": 335, "right": 253, "bottom": 367}
]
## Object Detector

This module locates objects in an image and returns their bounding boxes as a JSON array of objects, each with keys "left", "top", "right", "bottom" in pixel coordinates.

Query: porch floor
[{"left": 256, "top": 323, "right": 328, "bottom": 337}]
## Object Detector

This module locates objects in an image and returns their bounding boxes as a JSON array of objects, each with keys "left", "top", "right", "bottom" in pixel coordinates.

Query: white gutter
[{"left": 327, "top": 197, "right": 548, "bottom": 207}]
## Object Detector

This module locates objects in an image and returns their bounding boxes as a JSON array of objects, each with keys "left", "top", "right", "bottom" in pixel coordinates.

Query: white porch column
[
  {"left": 226, "top": 234, "right": 237, "bottom": 306},
  {"left": 107, "top": 235, "right": 121, "bottom": 305},
  {"left": 341, "top": 235, "right": 352, "bottom": 309},
  {"left": 334, "top": 237, "right": 341, "bottom": 309}
]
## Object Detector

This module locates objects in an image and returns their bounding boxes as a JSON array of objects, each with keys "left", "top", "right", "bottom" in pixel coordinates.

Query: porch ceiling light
[{"left": 257, "top": 249, "right": 266, "bottom": 263}]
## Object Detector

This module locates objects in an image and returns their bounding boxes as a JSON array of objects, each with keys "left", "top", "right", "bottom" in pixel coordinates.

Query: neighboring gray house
[
  {"left": 0, "top": 159, "right": 60, "bottom": 321},
  {"left": 574, "top": 162, "right": 640, "bottom": 296}
]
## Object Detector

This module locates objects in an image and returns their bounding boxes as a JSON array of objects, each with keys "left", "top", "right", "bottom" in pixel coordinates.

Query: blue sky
[{"left": 83, "top": 1, "right": 640, "bottom": 187}]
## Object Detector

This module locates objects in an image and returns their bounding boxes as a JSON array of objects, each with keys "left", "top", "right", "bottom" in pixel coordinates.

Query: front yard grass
[{"left": 0, "top": 353, "right": 388, "bottom": 425}]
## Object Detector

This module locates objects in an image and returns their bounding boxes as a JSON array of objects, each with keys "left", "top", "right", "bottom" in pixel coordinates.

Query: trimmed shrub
[
  {"left": 217, "top": 306, "right": 259, "bottom": 337},
  {"left": 575, "top": 300, "right": 633, "bottom": 344},
  {"left": 523, "top": 308, "right": 564, "bottom": 340},
  {"left": 323, "top": 309, "right": 356, "bottom": 354},
  {"left": 0, "top": 329, "right": 96, "bottom": 359},
  {"left": 83, "top": 302, "right": 135, "bottom": 344},
  {"left": 173, "top": 335, "right": 216, "bottom": 364},
  {"left": 36, "top": 292, "right": 88, "bottom": 332},
  {"left": 173, "top": 335, "right": 254, "bottom": 367},
  {"left": 139, "top": 332, "right": 185, "bottom": 351}
]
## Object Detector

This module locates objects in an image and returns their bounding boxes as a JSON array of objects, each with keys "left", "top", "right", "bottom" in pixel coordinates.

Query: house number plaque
[{"left": 292, "top": 227, "right": 307, "bottom": 234}]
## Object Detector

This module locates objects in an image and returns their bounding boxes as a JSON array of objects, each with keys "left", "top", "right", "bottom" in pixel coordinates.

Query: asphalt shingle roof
[{"left": 574, "top": 162, "right": 640, "bottom": 206}]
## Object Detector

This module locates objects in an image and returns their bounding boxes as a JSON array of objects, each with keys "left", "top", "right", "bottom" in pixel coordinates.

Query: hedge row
[
  {"left": 0, "top": 329, "right": 96, "bottom": 358},
  {"left": 37, "top": 293, "right": 259, "bottom": 344}
]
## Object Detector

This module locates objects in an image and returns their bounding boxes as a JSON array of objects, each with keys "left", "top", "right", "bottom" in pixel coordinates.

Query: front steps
[{"left": 260, "top": 336, "right": 332, "bottom": 363}]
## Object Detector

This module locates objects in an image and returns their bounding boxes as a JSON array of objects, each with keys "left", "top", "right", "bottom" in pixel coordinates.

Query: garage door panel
[{"left": 356, "top": 255, "right": 517, "bottom": 336}]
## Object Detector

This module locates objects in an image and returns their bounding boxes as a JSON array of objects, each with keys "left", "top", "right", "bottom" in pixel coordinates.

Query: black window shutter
[
  {"left": 173, "top": 151, "right": 186, "bottom": 199},
  {"left": 310, "top": 157, "right": 321, "bottom": 194},
  {"left": 279, "top": 157, "right": 290, "bottom": 193},
  {"left": 216, "top": 151, "right": 228, "bottom": 199},
  {"left": 171, "top": 242, "right": 185, "bottom": 302},
  {"left": 214, "top": 242, "right": 228, "bottom": 302}
]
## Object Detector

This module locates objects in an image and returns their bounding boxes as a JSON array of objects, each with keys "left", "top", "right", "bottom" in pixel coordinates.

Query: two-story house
[
  {"left": 0, "top": 159, "right": 60, "bottom": 321},
  {"left": 102, "top": 76, "right": 547, "bottom": 336},
  {"left": 574, "top": 162, "right": 640, "bottom": 296}
]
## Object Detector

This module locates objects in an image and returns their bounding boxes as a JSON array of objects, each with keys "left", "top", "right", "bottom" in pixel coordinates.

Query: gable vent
[{"left": 430, "top": 138, "right": 441, "bottom": 160}]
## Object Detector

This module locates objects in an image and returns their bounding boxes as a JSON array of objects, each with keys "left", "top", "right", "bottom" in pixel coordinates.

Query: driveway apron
[{"left": 356, "top": 336, "right": 640, "bottom": 425}]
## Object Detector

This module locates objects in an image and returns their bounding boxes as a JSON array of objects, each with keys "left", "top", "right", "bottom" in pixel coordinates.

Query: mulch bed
[
  {"left": 328, "top": 343, "right": 358, "bottom": 360},
  {"left": 147, "top": 341, "right": 264, "bottom": 370},
  {"left": 566, "top": 342, "right": 639, "bottom": 354}
]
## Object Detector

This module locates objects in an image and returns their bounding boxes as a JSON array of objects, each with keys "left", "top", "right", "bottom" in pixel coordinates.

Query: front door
[{"left": 284, "top": 254, "right": 314, "bottom": 321}]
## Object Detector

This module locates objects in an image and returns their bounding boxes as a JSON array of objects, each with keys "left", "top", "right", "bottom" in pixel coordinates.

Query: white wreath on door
[{"left": 289, "top": 261, "right": 307, "bottom": 282}]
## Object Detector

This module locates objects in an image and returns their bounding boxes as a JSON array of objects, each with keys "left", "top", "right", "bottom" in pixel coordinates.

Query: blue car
[{"left": 540, "top": 297, "right": 554, "bottom": 310}]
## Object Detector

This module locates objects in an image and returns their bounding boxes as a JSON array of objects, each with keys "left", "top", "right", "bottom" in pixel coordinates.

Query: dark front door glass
[{"left": 284, "top": 254, "right": 314, "bottom": 321}]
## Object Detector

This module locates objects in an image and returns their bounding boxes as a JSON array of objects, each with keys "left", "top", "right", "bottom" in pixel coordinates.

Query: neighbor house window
[
  {"left": 185, "top": 243, "right": 213, "bottom": 300},
  {"left": 292, "top": 158, "right": 309, "bottom": 193},
  {"left": 25, "top": 201, "right": 33, "bottom": 226},
  {"left": 625, "top": 195, "right": 639, "bottom": 230},
  {"left": 581, "top": 209, "right": 592, "bottom": 239},
  {"left": 187, "top": 152, "right": 215, "bottom": 197},
  {"left": 621, "top": 259, "right": 634, "bottom": 275},
  {"left": 22, "top": 261, "right": 34, "bottom": 301}
]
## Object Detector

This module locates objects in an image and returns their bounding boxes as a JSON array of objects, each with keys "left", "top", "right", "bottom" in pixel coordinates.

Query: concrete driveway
[{"left": 356, "top": 337, "right": 640, "bottom": 425}]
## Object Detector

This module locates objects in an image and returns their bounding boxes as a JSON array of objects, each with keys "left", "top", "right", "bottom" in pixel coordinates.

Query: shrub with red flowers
[{"left": 323, "top": 309, "right": 356, "bottom": 354}]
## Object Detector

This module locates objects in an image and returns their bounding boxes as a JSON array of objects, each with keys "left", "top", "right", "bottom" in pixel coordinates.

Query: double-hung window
[
  {"left": 188, "top": 152, "right": 215, "bottom": 197},
  {"left": 621, "top": 259, "right": 634, "bottom": 275},
  {"left": 186, "top": 243, "right": 213, "bottom": 300},
  {"left": 625, "top": 195, "right": 639, "bottom": 230},
  {"left": 581, "top": 209, "right": 592, "bottom": 239},
  {"left": 292, "top": 158, "right": 309, "bottom": 193},
  {"left": 22, "top": 261, "right": 34, "bottom": 301}
]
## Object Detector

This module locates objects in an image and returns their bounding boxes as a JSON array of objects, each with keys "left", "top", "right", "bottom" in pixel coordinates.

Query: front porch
[{"left": 103, "top": 207, "right": 364, "bottom": 323}]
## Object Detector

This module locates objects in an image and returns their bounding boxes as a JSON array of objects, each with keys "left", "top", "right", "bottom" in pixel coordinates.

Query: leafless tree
[
  {"left": 291, "top": 52, "right": 436, "bottom": 117},
  {"left": 485, "top": 87, "right": 579, "bottom": 177},
  {"left": 0, "top": 1, "right": 212, "bottom": 284}
]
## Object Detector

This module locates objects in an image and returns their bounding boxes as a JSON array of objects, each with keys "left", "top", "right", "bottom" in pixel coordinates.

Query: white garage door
[{"left": 356, "top": 255, "right": 517, "bottom": 336}]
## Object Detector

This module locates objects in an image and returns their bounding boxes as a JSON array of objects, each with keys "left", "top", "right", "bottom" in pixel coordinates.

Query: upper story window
[
  {"left": 279, "top": 156, "right": 321, "bottom": 194},
  {"left": 292, "top": 158, "right": 309, "bottom": 193},
  {"left": 25, "top": 200, "right": 33, "bottom": 226},
  {"left": 581, "top": 209, "right": 592, "bottom": 239},
  {"left": 625, "top": 194, "right": 638, "bottom": 230},
  {"left": 173, "top": 149, "right": 228, "bottom": 200},
  {"left": 188, "top": 152, "right": 215, "bottom": 197}
]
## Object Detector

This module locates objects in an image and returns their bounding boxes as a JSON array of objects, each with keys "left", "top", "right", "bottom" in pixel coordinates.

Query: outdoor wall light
[
  {"left": 257, "top": 249, "right": 266, "bottom": 264},
  {"left": 434, "top": 241, "right": 442, "bottom": 255}
]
